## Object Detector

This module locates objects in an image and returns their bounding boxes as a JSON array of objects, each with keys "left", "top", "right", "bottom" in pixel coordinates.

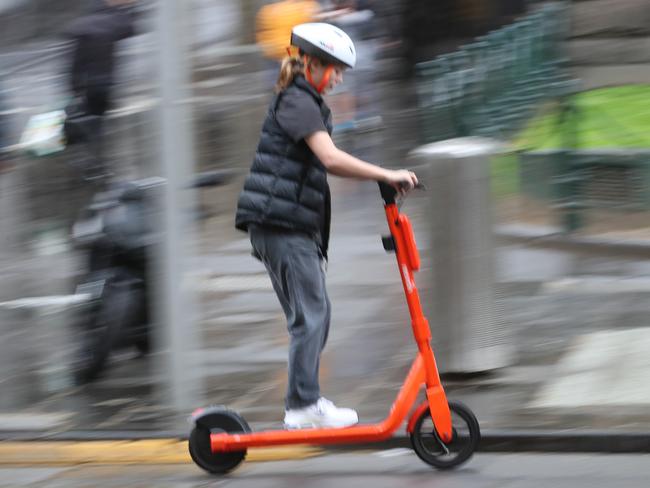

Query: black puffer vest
[{"left": 235, "top": 76, "right": 333, "bottom": 258}]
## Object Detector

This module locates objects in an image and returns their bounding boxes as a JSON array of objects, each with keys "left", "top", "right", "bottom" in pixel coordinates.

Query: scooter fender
[
  {"left": 189, "top": 406, "right": 228, "bottom": 429},
  {"left": 406, "top": 401, "right": 429, "bottom": 434},
  {"left": 406, "top": 399, "right": 453, "bottom": 443}
]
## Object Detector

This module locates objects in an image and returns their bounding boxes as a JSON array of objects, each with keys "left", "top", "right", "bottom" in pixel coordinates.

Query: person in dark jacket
[
  {"left": 0, "top": 80, "right": 11, "bottom": 173},
  {"left": 235, "top": 23, "right": 418, "bottom": 430},
  {"left": 64, "top": 0, "right": 136, "bottom": 176}
]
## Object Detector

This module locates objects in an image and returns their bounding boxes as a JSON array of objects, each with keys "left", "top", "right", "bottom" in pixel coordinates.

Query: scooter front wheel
[
  {"left": 410, "top": 401, "right": 480, "bottom": 470},
  {"left": 189, "top": 408, "right": 250, "bottom": 474}
]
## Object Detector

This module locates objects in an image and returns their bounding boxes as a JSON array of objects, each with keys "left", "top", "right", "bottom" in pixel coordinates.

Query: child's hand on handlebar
[{"left": 384, "top": 169, "right": 419, "bottom": 195}]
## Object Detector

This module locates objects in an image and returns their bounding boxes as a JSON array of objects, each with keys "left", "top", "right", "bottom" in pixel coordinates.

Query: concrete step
[
  {"left": 571, "top": 65, "right": 650, "bottom": 89},
  {"left": 571, "top": 0, "right": 650, "bottom": 38},
  {"left": 568, "top": 37, "right": 650, "bottom": 66}
]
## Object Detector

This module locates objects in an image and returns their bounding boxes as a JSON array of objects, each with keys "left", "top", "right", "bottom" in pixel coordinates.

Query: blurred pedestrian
[
  {"left": 255, "top": 0, "right": 352, "bottom": 85},
  {"left": 0, "top": 79, "right": 12, "bottom": 173},
  {"left": 256, "top": 0, "right": 320, "bottom": 65},
  {"left": 63, "top": 0, "right": 136, "bottom": 179},
  {"left": 235, "top": 23, "right": 417, "bottom": 429}
]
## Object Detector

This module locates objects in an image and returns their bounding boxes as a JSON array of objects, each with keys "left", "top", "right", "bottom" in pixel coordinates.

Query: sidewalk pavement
[
  {"left": 2, "top": 35, "right": 650, "bottom": 461},
  {"left": 2, "top": 178, "right": 650, "bottom": 463}
]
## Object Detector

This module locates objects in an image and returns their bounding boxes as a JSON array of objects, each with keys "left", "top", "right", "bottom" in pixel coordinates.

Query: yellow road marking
[{"left": 0, "top": 440, "right": 323, "bottom": 465}]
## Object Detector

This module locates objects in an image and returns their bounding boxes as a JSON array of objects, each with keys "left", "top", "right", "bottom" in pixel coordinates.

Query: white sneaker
[{"left": 284, "top": 397, "right": 359, "bottom": 429}]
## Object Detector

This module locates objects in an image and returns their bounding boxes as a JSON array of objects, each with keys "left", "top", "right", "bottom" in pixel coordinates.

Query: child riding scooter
[{"left": 188, "top": 23, "right": 480, "bottom": 474}]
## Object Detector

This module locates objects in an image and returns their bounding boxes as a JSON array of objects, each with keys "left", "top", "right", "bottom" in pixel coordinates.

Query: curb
[
  {"left": 0, "top": 439, "right": 322, "bottom": 465},
  {"left": 2, "top": 430, "right": 650, "bottom": 465},
  {"left": 495, "top": 225, "right": 650, "bottom": 258},
  {"left": 327, "top": 431, "right": 650, "bottom": 454},
  {"left": 479, "top": 431, "right": 650, "bottom": 453}
]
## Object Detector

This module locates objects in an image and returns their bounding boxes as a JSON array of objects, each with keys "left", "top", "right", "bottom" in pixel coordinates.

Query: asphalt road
[{"left": 2, "top": 451, "right": 650, "bottom": 487}]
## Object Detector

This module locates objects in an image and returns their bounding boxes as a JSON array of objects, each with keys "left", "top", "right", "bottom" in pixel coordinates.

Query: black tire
[
  {"left": 189, "top": 409, "right": 250, "bottom": 475},
  {"left": 410, "top": 401, "right": 480, "bottom": 470},
  {"left": 72, "top": 277, "right": 136, "bottom": 384}
]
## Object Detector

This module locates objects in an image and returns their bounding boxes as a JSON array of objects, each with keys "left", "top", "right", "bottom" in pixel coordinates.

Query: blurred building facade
[
  {"left": 400, "top": 0, "right": 529, "bottom": 65},
  {"left": 567, "top": 0, "right": 650, "bottom": 89},
  {"left": 1, "top": 0, "right": 541, "bottom": 68}
]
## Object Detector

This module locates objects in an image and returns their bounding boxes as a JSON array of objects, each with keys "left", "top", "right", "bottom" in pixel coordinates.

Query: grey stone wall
[
  {"left": 569, "top": 38, "right": 650, "bottom": 66},
  {"left": 571, "top": 0, "right": 650, "bottom": 38},
  {"left": 568, "top": 0, "right": 650, "bottom": 88}
]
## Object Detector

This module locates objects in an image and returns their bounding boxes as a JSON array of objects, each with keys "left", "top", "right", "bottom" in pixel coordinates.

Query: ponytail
[{"left": 275, "top": 55, "right": 304, "bottom": 92}]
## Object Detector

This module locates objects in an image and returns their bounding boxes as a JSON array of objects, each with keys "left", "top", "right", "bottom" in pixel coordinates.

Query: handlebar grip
[
  {"left": 378, "top": 181, "right": 398, "bottom": 204},
  {"left": 377, "top": 181, "right": 426, "bottom": 204}
]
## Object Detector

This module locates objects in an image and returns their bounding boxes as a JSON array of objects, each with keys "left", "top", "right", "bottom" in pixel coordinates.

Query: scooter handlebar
[
  {"left": 190, "top": 169, "right": 236, "bottom": 188},
  {"left": 378, "top": 181, "right": 426, "bottom": 204}
]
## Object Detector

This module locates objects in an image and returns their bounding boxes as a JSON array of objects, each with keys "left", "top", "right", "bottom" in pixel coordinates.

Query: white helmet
[{"left": 291, "top": 23, "right": 356, "bottom": 69}]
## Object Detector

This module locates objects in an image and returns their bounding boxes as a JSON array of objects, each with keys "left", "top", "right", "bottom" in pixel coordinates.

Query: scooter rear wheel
[
  {"left": 410, "top": 401, "right": 480, "bottom": 470},
  {"left": 189, "top": 408, "right": 250, "bottom": 474}
]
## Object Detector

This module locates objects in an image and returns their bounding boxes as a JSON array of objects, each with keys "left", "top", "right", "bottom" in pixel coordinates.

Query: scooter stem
[{"left": 383, "top": 198, "right": 453, "bottom": 443}]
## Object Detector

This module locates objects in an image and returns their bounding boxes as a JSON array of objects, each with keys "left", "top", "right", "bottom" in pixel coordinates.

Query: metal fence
[
  {"left": 415, "top": 2, "right": 574, "bottom": 144},
  {"left": 520, "top": 149, "right": 650, "bottom": 230}
]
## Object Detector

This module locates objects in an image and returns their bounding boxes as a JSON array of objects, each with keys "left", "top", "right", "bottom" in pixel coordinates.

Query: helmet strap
[
  {"left": 303, "top": 55, "right": 315, "bottom": 87},
  {"left": 303, "top": 55, "right": 334, "bottom": 94},
  {"left": 316, "top": 65, "right": 334, "bottom": 94}
]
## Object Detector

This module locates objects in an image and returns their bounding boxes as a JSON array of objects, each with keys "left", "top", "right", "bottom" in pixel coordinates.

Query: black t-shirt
[
  {"left": 270, "top": 82, "right": 330, "bottom": 253},
  {"left": 275, "top": 89, "right": 328, "bottom": 143}
]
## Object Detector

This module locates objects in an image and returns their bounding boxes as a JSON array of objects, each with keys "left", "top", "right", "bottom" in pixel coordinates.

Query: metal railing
[{"left": 416, "top": 2, "right": 573, "bottom": 143}]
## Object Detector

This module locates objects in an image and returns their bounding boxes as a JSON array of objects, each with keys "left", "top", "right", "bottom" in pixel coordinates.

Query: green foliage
[
  {"left": 514, "top": 85, "right": 650, "bottom": 150},
  {"left": 491, "top": 85, "right": 650, "bottom": 197}
]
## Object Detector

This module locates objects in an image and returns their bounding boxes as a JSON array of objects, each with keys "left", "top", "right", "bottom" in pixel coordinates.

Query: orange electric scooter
[{"left": 188, "top": 182, "right": 480, "bottom": 474}]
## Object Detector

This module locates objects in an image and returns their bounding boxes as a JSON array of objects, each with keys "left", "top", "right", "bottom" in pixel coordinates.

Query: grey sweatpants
[{"left": 249, "top": 226, "right": 331, "bottom": 410}]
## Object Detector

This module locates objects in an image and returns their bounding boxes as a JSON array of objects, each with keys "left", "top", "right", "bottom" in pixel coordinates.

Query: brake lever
[
  {"left": 397, "top": 182, "right": 427, "bottom": 191},
  {"left": 396, "top": 182, "right": 426, "bottom": 210}
]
